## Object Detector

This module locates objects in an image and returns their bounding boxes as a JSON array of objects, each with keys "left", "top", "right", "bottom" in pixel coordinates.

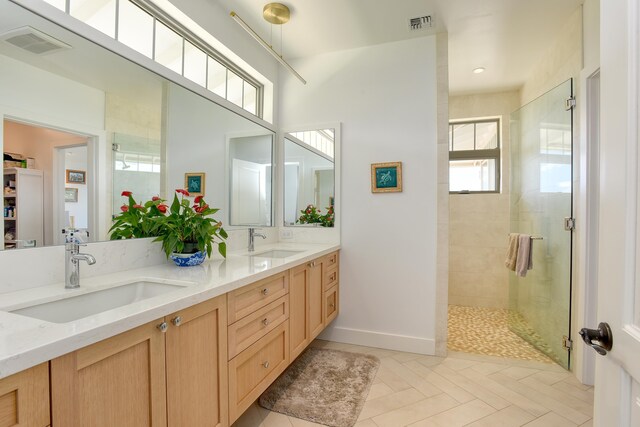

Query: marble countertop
[{"left": 0, "top": 242, "right": 339, "bottom": 379}]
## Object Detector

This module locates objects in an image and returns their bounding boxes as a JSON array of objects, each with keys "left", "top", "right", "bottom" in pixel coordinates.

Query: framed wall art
[
  {"left": 185, "top": 172, "right": 205, "bottom": 196},
  {"left": 371, "top": 162, "right": 403, "bottom": 193},
  {"left": 66, "top": 169, "right": 86, "bottom": 184}
]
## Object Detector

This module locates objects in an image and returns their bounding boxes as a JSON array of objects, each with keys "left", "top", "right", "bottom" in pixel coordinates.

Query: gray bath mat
[{"left": 258, "top": 347, "right": 380, "bottom": 427}]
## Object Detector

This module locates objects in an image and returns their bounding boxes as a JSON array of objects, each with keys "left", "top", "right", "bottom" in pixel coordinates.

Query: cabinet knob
[
  {"left": 329, "top": 303, "right": 335, "bottom": 309},
  {"left": 262, "top": 361, "right": 270, "bottom": 369},
  {"left": 171, "top": 316, "right": 182, "bottom": 326},
  {"left": 262, "top": 288, "right": 269, "bottom": 295},
  {"left": 262, "top": 318, "right": 269, "bottom": 326},
  {"left": 307, "top": 261, "right": 316, "bottom": 268},
  {"left": 157, "top": 322, "right": 168, "bottom": 333}
]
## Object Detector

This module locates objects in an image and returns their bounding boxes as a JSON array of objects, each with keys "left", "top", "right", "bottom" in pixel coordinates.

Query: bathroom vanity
[{"left": 0, "top": 245, "right": 339, "bottom": 426}]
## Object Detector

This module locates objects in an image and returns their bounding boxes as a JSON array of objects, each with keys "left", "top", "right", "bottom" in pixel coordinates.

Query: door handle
[{"left": 579, "top": 322, "right": 613, "bottom": 355}]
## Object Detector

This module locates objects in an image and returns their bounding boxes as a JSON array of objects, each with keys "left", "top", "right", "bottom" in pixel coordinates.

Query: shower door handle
[{"left": 579, "top": 322, "right": 613, "bottom": 356}]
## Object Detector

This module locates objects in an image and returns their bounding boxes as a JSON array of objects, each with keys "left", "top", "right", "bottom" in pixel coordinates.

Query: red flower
[
  {"left": 120, "top": 205, "right": 129, "bottom": 212},
  {"left": 194, "top": 195, "right": 203, "bottom": 204},
  {"left": 157, "top": 204, "right": 167, "bottom": 213},
  {"left": 133, "top": 204, "right": 143, "bottom": 209},
  {"left": 152, "top": 196, "right": 161, "bottom": 201},
  {"left": 121, "top": 191, "right": 132, "bottom": 197},
  {"left": 176, "top": 189, "right": 190, "bottom": 196}
]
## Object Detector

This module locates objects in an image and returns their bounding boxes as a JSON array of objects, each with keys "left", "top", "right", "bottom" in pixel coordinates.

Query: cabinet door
[
  {"left": 51, "top": 320, "right": 167, "bottom": 427},
  {"left": 324, "top": 285, "right": 339, "bottom": 325},
  {"left": 0, "top": 363, "right": 49, "bottom": 427},
  {"left": 309, "top": 260, "right": 324, "bottom": 339},
  {"left": 289, "top": 263, "right": 310, "bottom": 360},
  {"left": 166, "top": 295, "right": 228, "bottom": 427}
]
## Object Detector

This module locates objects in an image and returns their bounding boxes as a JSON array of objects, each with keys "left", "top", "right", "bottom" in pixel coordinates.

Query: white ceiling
[{"left": 215, "top": 0, "right": 583, "bottom": 95}]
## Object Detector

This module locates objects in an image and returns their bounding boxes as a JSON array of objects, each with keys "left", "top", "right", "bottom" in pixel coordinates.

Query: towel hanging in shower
[
  {"left": 505, "top": 233, "right": 519, "bottom": 271},
  {"left": 516, "top": 234, "right": 534, "bottom": 277}
]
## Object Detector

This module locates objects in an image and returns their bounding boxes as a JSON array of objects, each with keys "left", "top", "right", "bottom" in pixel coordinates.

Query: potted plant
[
  {"left": 297, "top": 204, "right": 334, "bottom": 227},
  {"left": 110, "top": 189, "right": 227, "bottom": 266},
  {"left": 109, "top": 191, "right": 167, "bottom": 239}
]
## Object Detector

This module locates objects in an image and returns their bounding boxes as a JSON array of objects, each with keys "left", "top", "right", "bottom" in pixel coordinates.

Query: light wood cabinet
[
  {"left": 290, "top": 251, "right": 340, "bottom": 361},
  {"left": 166, "top": 295, "right": 228, "bottom": 427},
  {"left": 39, "top": 250, "right": 339, "bottom": 426},
  {"left": 289, "top": 263, "right": 310, "bottom": 360},
  {"left": 228, "top": 322, "right": 289, "bottom": 424},
  {"left": 0, "top": 362, "right": 49, "bottom": 427},
  {"left": 228, "top": 296, "right": 288, "bottom": 360},
  {"left": 227, "top": 272, "right": 288, "bottom": 324},
  {"left": 51, "top": 319, "right": 168, "bottom": 427},
  {"left": 52, "top": 295, "right": 228, "bottom": 427}
]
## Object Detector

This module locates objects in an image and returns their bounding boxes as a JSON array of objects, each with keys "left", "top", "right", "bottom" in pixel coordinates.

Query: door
[
  {"left": 591, "top": 2, "right": 640, "bottom": 424},
  {"left": 290, "top": 263, "right": 310, "bottom": 360}
]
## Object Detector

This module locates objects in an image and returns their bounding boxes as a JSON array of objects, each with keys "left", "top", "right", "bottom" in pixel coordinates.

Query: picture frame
[
  {"left": 66, "top": 169, "right": 86, "bottom": 184},
  {"left": 371, "top": 162, "right": 403, "bottom": 193},
  {"left": 64, "top": 187, "right": 78, "bottom": 203},
  {"left": 185, "top": 172, "right": 206, "bottom": 196}
]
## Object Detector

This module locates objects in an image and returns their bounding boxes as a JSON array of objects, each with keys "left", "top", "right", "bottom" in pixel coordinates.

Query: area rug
[{"left": 258, "top": 347, "right": 380, "bottom": 427}]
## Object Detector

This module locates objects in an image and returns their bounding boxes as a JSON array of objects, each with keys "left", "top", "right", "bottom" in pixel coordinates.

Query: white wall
[{"left": 280, "top": 36, "right": 441, "bottom": 354}]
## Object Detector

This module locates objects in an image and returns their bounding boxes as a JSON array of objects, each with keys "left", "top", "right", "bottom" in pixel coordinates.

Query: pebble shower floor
[{"left": 448, "top": 305, "right": 554, "bottom": 364}]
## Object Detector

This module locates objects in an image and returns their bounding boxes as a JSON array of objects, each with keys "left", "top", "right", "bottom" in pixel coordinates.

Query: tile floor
[
  {"left": 447, "top": 305, "right": 555, "bottom": 364},
  {"left": 232, "top": 339, "right": 594, "bottom": 427}
]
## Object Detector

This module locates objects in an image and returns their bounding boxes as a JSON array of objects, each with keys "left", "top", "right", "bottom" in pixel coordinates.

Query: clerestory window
[{"left": 43, "top": 0, "right": 263, "bottom": 117}]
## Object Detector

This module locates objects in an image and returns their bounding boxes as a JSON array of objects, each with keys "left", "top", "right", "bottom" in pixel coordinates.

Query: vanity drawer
[
  {"left": 228, "top": 272, "right": 289, "bottom": 324},
  {"left": 228, "top": 322, "right": 289, "bottom": 423},
  {"left": 323, "top": 266, "right": 339, "bottom": 291},
  {"left": 228, "top": 295, "right": 289, "bottom": 360},
  {"left": 324, "top": 285, "right": 339, "bottom": 324},
  {"left": 324, "top": 251, "right": 339, "bottom": 269}
]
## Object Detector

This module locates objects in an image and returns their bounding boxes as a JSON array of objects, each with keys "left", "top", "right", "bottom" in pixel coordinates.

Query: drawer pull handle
[
  {"left": 329, "top": 303, "right": 335, "bottom": 309},
  {"left": 157, "top": 322, "right": 168, "bottom": 333},
  {"left": 263, "top": 361, "right": 270, "bottom": 369},
  {"left": 262, "top": 318, "right": 269, "bottom": 326},
  {"left": 262, "top": 288, "right": 269, "bottom": 296},
  {"left": 307, "top": 261, "right": 315, "bottom": 268},
  {"left": 330, "top": 273, "right": 336, "bottom": 281},
  {"left": 171, "top": 316, "right": 182, "bottom": 326}
]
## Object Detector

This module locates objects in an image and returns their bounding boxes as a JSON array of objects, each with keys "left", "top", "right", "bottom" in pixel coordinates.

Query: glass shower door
[{"left": 509, "top": 79, "right": 573, "bottom": 369}]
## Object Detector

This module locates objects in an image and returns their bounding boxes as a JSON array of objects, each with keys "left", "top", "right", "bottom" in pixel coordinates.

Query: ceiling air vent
[
  {"left": 0, "top": 26, "right": 71, "bottom": 55},
  {"left": 409, "top": 15, "right": 433, "bottom": 31}
]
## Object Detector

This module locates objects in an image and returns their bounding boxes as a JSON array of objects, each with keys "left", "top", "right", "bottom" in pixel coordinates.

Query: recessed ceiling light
[{"left": 473, "top": 67, "right": 485, "bottom": 74}]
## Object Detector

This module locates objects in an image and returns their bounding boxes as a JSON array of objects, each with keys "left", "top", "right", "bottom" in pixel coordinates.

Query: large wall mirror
[
  {"left": 283, "top": 128, "right": 337, "bottom": 227},
  {"left": 0, "top": 0, "right": 274, "bottom": 250}
]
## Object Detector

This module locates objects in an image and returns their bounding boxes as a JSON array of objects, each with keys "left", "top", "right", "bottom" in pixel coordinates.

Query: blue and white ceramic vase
[{"left": 170, "top": 251, "right": 206, "bottom": 267}]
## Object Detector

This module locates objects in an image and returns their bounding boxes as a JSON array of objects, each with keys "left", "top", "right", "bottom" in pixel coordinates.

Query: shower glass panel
[{"left": 509, "top": 79, "right": 573, "bottom": 369}]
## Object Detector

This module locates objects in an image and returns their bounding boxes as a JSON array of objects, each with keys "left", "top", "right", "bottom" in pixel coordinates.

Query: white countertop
[{"left": 0, "top": 242, "right": 339, "bottom": 379}]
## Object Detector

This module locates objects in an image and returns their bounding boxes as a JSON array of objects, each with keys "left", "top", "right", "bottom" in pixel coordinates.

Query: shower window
[{"left": 449, "top": 118, "right": 501, "bottom": 193}]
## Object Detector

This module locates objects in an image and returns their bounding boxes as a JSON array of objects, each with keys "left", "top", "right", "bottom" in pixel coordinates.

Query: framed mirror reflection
[{"left": 283, "top": 128, "right": 337, "bottom": 228}]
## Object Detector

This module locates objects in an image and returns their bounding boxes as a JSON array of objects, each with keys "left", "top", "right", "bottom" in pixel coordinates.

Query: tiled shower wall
[{"left": 448, "top": 91, "right": 520, "bottom": 309}]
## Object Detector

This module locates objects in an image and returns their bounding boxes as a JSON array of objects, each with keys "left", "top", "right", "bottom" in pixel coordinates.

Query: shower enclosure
[{"left": 509, "top": 79, "right": 573, "bottom": 369}]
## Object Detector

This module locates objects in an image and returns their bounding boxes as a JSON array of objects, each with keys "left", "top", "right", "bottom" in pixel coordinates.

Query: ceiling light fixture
[
  {"left": 473, "top": 67, "right": 486, "bottom": 74},
  {"left": 230, "top": 3, "right": 306, "bottom": 84}
]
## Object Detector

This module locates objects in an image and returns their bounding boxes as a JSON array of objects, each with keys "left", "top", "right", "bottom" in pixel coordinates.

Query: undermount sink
[
  {"left": 10, "top": 280, "right": 187, "bottom": 323},
  {"left": 250, "top": 249, "right": 303, "bottom": 259}
]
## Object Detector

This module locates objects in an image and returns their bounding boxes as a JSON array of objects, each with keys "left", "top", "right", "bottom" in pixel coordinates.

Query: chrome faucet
[
  {"left": 248, "top": 227, "right": 266, "bottom": 252},
  {"left": 65, "top": 241, "right": 96, "bottom": 289}
]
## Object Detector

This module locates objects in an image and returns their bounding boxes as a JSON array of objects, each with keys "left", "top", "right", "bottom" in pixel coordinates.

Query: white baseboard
[{"left": 318, "top": 326, "right": 436, "bottom": 355}]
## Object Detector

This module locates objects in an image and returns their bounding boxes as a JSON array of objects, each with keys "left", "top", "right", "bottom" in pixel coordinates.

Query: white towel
[
  {"left": 505, "top": 233, "right": 520, "bottom": 271},
  {"left": 516, "top": 234, "right": 533, "bottom": 277}
]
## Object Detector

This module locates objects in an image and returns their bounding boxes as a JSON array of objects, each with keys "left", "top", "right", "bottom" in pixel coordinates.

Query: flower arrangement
[
  {"left": 297, "top": 204, "right": 334, "bottom": 227},
  {"left": 109, "top": 189, "right": 228, "bottom": 259}
]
